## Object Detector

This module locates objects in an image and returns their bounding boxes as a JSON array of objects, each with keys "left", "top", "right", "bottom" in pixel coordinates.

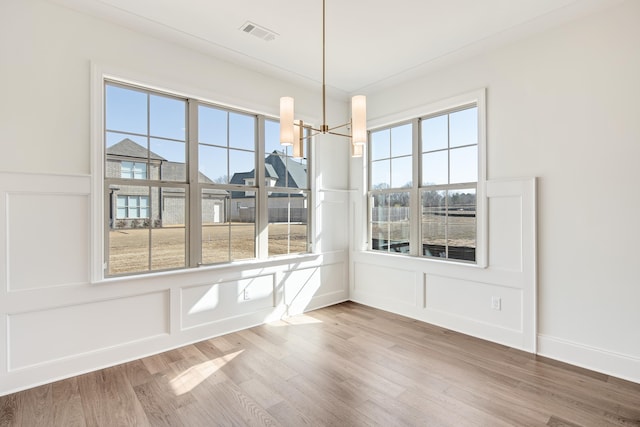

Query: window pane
[
  {"left": 151, "top": 139, "right": 186, "bottom": 182},
  {"left": 202, "top": 191, "right": 231, "bottom": 265},
  {"left": 151, "top": 187, "right": 186, "bottom": 270},
  {"left": 422, "top": 151, "right": 448, "bottom": 185},
  {"left": 229, "top": 112, "right": 255, "bottom": 150},
  {"left": 231, "top": 194, "right": 255, "bottom": 260},
  {"left": 391, "top": 156, "right": 412, "bottom": 188},
  {"left": 198, "top": 105, "right": 227, "bottom": 146},
  {"left": 265, "top": 119, "right": 282, "bottom": 155},
  {"left": 231, "top": 224, "right": 255, "bottom": 260},
  {"left": 150, "top": 94, "right": 186, "bottom": 141},
  {"left": 450, "top": 107, "right": 477, "bottom": 148},
  {"left": 370, "top": 129, "right": 390, "bottom": 161},
  {"left": 370, "top": 192, "right": 410, "bottom": 253},
  {"left": 133, "top": 163, "right": 147, "bottom": 180},
  {"left": 447, "top": 189, "right": 476, "bottom": 262},
  {"left": 422, "top": 114, "right": 448, "bottom": 152},
  {"left": 450, "top": 145, "right": 477, "bottom": 184},
  {"left": 284, "top": 156, "right": 308, "bottom": 189},
  {"left": 421, "top": 190, "right": 446, "bottom": 258},
  {"left": 371, "top": 193, "right": 389, "bottom": 251},
  {"left": 268, "top": 193, "right": 308, "bottom": 256},
  {"left": 371, "top": 159, "right": 391, "bottom": 189},
  {"left": 105, "top": 84, "right": 147, "bottom": 135},
  {"left": 202, "top": 224, "right": 230, "bottom": 264},
  {"left": 108, "top": 185, "right": 150, "bottom": 275},
  {"left": 121, "top": 162, "right": 132, "bottom": 179},
  {"left": 391, "top": 123, "right": 412, "bottom": 157},
  {"left": 199, "top": 145, "right": 228, "bottom": 184},
  {"left": 229, "top": 149, "right": 255, "bottom": 186}
]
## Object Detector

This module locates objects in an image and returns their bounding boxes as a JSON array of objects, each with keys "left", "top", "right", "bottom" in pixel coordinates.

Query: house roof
[
  {"left": 106, "top": 138, "right": 165, "bottom": 160},
  {"left": 229, "top": 150, "right": 308, "bottom": 192}
]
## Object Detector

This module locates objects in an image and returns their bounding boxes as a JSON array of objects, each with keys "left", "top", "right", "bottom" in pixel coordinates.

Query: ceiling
[{"left": 51, "top": 0, "right": 623, "bottom": 94}]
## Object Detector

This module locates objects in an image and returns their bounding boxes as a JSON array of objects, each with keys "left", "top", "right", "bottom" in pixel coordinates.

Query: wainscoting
[
  {"left": 351, "top": 178, "right": 537, "bottom": 353},
  {"left": 1, "top": 302, "right": 638, "bottom": 426},
  {"left": 0, "top": 171, "right": 349, "bottom": 396}
]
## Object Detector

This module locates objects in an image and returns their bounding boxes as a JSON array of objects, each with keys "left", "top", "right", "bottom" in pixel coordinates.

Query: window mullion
[
  {"left": 187, "top": 99, "right": 200, "bottom": 267},
  {"left": 410, "top": 118, "right": 420, "bottom": 256},
  {"left": 256, "top": 115, "right": 267, "bottom": 259}
]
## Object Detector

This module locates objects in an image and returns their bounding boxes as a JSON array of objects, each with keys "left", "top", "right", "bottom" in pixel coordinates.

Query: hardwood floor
[{"left": 1, "top": 302, "right": 639, "bottom": 426}]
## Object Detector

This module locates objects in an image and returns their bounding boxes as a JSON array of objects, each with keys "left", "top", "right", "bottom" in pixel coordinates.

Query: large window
[
  {"left": 368, "top": 95, "right": 484, "bottom": 264},
  {"left": 104, "top": 81, "right": 310, "bottom": 277}
]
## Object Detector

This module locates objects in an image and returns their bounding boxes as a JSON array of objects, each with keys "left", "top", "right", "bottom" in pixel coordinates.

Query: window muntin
[
  {"left": 421, "top": 106, "right": 478, "bottom": 186},
  {"left": 104, "top": 81, "right": 310, "bottom": 277},
  {"left": 198, "top": 105, "right": 256, "bottom": 185},
  {"left": 368, "top": 103, "right": 481, "bottom": 263}
]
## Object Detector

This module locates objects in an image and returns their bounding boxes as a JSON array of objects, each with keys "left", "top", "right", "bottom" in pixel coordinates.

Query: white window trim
[{"left": 365, "top": 88, "right": 487, "bottom": 268}]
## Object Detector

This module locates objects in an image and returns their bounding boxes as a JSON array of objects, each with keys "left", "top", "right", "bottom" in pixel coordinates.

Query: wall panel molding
[
  {"left": 351, "top": 178, "right": 537, "bottom": 352},
  {"left": 0, "top": 170, "right": 350, "bottom": 396}
]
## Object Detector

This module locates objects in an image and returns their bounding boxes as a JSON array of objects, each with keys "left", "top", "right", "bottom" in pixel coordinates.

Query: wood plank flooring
[{"left": 1, "top": 302, "right": 639, "bottom": 426}]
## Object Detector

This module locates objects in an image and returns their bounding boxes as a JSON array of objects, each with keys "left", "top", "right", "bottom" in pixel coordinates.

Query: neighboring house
[
  {"left": 230, "top": 150, "right": 308, "bottom": 223},
  {"left": 106, "top": 138, "right": 226, "bottom": 228}
]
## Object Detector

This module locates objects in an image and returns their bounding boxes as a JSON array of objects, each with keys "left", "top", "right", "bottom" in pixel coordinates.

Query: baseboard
[{"left": 537, "top": 334, "right": 640, "bottom": 384}]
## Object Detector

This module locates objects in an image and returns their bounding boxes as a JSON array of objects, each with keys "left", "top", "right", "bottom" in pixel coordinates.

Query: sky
[
  {"left": 106, "top": 82, "right": 474, "bottom": 189},
  {"left": 105, "top": 83, "right": 304, "bottom": 184},
  {"left": 370, "top": 107, "right": 478, "bottom": 189}
]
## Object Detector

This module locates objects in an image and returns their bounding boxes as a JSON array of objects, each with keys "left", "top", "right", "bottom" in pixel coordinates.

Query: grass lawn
[{"left": 108, "top": 223, "right": 307, "bottom": 275}]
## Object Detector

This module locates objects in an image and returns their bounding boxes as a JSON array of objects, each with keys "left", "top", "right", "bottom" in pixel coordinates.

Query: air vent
[{"left": 239, "top": 21, "right": 277, "bottom": 42}]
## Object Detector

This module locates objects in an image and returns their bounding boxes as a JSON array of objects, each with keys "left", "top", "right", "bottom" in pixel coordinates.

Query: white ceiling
[{"left": 51, "top": 0, "right": 623, "bottom": 94}]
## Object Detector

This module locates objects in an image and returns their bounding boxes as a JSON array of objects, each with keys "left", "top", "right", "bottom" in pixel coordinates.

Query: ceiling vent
[{"left": 240, "top": 21, "right": 277, "bottom": 42}]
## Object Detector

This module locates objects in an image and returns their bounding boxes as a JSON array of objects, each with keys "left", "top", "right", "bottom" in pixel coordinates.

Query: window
[
  {"left": 368, "top": 93, "right": 484, "bottom": 264},
  {"left": 116, "top": 195, "right": 149, "bottom": 219},
  {"left": 104, "top": 81, "right": 311, "bottom": 277},
  {"left": 120, "top": 161, "right": 147, "bottom": 179}
]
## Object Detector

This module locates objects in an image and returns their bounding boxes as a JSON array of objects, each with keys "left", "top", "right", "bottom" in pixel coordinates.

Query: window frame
[
  {"left": 366, "top": 89, "right": 487, "bottom": 267},
  {"left": 94, "top": 74, "right": 314, "bottom": 280}
]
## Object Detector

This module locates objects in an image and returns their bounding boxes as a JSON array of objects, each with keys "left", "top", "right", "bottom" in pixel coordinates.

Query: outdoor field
[
  {"left": 108, "top": 223, "right": 307, "bottom": 275},
  {"left": 371, "top": 212, "right": 476, "bottom": 248}
]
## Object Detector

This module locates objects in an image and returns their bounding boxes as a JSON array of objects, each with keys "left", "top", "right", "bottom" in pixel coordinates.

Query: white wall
[
  {"left": 0, "top": 0, "right": 350, "bottom": 395},
  {"left": 351, "top": 0, "right": 640, "bottom": 382}
]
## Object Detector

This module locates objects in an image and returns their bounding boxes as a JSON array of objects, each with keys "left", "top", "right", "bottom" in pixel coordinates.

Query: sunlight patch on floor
[{"left": 169, "top": 349, "right": 244, "bottom": 395}]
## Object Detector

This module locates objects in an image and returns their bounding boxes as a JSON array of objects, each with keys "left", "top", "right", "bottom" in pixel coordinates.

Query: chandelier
[{"left": 279, "top": 0, "right": 367, "bottom": 158}]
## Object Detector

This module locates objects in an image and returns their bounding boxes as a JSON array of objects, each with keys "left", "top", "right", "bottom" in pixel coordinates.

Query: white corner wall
[
  {"left": 0, "top": 0, "right": 350, "bottom": 395},
  {"left": 351, "top": 0, "right": 640, "bottom": 383}
]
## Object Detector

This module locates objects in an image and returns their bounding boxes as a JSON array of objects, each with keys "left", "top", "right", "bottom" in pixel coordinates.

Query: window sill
[{"left": 93, "top": 252, "right": 323, "bottom": 285}]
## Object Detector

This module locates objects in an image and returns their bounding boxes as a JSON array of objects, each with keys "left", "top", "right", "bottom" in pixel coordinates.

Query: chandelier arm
[
  {"left": 328, "top": 130, "right": 352, "bottom": 138},
  {"left": 297, "top": 123, "right": 322, "bottom": 133},
  {"left": 326, "top": 122, "right": 352, "bottom": 132}
]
